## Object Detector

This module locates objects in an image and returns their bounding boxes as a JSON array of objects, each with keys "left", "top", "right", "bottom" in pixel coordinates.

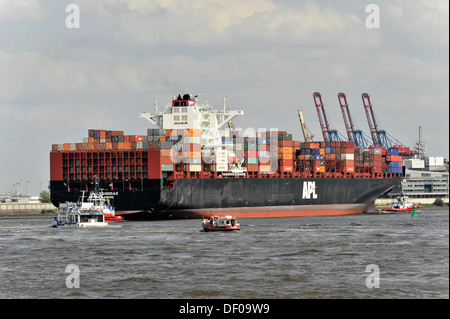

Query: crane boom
[
  {"left": 338, "top": 93, "right": 369, "bottom": 148},
  {"left": 362, "top": 93, "right": 391, "bottom": 147},
  {"left": 298, "top": 109, "right": 310, "bottom": 142},
  {"left": 338, "top": 93, "right": 354, "bottom": 142},
  {"left": 362, "top": 93, "right": 379, "bottom": 145},
  {"left": 313, "top": 92, "right": 341, "bottom": 142}
]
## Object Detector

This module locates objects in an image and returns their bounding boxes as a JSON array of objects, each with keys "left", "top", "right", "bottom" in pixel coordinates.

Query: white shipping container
[
  {"left": 214, "top": 164, "right": 228, "bottom": 172},
  {"left": 186, "top": 164, "right": 202, "bottom": 172},
  {"left": 215, "top": 148, "right": 228, "bottom": 156},
  {"left": 369, "top": 148, "right": 382, "bottom": 155},
  {"left": 162, "top": 164, "right": 174, "bottom": 171},
  {"left": 216, "top": 158, "right": 228, "bottom": 164},
  {"left": 136, "top": 142, "right": 143, "bottom": 149},
  {"left": 221, "top": 129, "right": 230, "bottom": 137},
  {"left": 82, "top": 137, "right": 89, "bottom": 143},
  {"left": 58, "top": 144, "right": 64, "bottom": 151},
  {"left": 189, "top": 136, "right": 201, "bottom": 144},
  {"left": 69, "top": 143, "right": 76, "bottom": 151},
  {"left": 342, "top": 153, "right": 354, "bottom": 160},
  {"left": 189, "top": 158, "right": 202, "bottom": 165}
]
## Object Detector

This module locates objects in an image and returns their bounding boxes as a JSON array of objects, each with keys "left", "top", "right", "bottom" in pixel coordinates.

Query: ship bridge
[{"left": 139, "top": 93, "right": 243, "bottom": 147}]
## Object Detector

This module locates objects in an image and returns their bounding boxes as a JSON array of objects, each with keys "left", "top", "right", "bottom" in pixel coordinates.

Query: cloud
[
  {"left": 0, "top": 50, "right": 161, "bottom": 99},
  {"left": 0, "top": 0, "right": 46, "bottom": 20},
  {"left": 0, "top": 102, "right": 120, "bottom": 131},
  {"left": 383, "top": 0, "right": 449, "bottom": 46},
  {"left": 75, "top": 0, "right": 381, "bottom": 48}
]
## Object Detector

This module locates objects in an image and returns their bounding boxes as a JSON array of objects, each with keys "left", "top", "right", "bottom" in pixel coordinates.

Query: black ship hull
[{"left": 50, "top": 176, "right": 402, "bottom": 220}]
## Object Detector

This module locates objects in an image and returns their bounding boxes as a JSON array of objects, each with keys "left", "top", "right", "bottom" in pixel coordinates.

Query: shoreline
[
  {"left": 0, "top": 210, "right": 53, "bottom": 219},
  {"left": 0, "top": 206, "right": 448, "bottom": 220}
]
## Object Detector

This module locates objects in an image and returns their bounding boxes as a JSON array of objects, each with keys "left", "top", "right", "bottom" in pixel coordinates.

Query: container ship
[{"left": 49, "top": 94, "right": 404, "bottom": 219}]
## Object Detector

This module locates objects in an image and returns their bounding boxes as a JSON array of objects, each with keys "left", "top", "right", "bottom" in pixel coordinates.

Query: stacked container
[
  {"left": 257, "top": 131, "right": 271, "bottom": 173},
  {"left": 278, "top": 132, "right": 293, "bottom": 172},
  {"left": 54, "top": 130, "right": 150, "bottom": 152},
  {"left": 244, "top": 137, "right": 258, "bottom": 168},
  {"left": 53, "top": 127, "right": 403, "bottom": 179},
  {"left": 385, "top": 147, "right": 403, "bottom": 174}
]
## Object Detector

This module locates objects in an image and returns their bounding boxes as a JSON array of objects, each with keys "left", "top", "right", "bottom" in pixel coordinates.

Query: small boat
[
  {"left": 82, "top": 190, "right": 123, "bottom": 222},
  {"left": 382, "top": 193, "right": 417, "bottom": 212},
  {"left": 202, "top": 215, "right": 240, "bottom": 231},
  {"left": 51, "top": 188, "right": 122, "bottom": 227},
  {"left": 52, "top": 202, "right": 108, "bottom": 227}
]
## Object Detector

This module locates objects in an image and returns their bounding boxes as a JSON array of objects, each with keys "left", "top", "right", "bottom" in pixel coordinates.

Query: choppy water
[{"left": 0, "top": 209, "right": 448, "bottom": 299}]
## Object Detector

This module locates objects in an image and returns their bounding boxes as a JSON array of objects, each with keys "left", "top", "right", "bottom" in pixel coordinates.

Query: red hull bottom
[
  {"left": 166, "top": 203, "right": 370, "bottom": 219},
  {"left": 382, "top": 208, "right": 414, "bottom": 212},
  {"left": 202, "top": 226, "right": 240, "bottom": 231}
]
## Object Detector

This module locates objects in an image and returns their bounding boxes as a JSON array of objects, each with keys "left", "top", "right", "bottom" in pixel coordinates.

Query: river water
[{"left": 0, "top": 209, "right": 448, "bottom": 300}]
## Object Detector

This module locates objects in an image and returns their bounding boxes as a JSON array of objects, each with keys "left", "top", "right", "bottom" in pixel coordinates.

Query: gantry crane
[
  {"left": 313, "top": 92, "right": 343, "bottom": 142},
  {"left": 338, "top": 93, "right": 370, "bottom": 149},
  {"left": 362, "top": 93, "right": 415, "bottom": 156},
  {"left": 361, "top": 93, "right": 390, "bottom": 147}
]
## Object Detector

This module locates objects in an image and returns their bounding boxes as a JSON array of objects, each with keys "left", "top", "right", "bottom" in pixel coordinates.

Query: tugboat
[
  {"left": 382, "top": 193, "right": 416, "bottom": 212},
  {"left": 202, "top": 215, "right": 240, "bottom": 231}
]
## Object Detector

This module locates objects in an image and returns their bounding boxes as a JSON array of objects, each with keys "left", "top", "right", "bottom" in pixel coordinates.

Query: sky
[{"left": 0, "top": 0, "right": 448, "bottom": 196}]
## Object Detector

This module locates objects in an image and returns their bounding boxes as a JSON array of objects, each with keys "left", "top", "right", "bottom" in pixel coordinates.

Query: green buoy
[{"left": 411, "top": 205, "right": 418, "bottom": 217}]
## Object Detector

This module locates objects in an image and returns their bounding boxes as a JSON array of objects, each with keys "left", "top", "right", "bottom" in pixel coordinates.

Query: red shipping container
[
  {"left": 280, "top": 159, "right": 293, "bottom": 166},
  {"left": 111, "top": 131, "right": 124, "bottom": 136},
  {"left": 345, "top": 147, "right": 354, "bottom": 153},
  {"left": 279, "top": 165, "right": 293, "bottom": 172},
  {"left": 247, "top": 164, "right": 259, "bottom": 172},
  {"left": 344, "top": 166, "right": 355, "bottom": 173},
  {"left": 161, "top": 156, "right": 173, "bottom": 164},
  {"left": 279, "top": 140, "right": 293, "bottom": 147},
  {"left": 372, "top": 166, "right": 382, "bottom": 173},
  {"left": 134, "top": 135, "right": 145, "bottom": 142},
  {"left": 305, "top": 142, "right": 320, "bottom": 149},
  {"left": 245, "top": 150, "right": 258, "bottom": 158}
]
